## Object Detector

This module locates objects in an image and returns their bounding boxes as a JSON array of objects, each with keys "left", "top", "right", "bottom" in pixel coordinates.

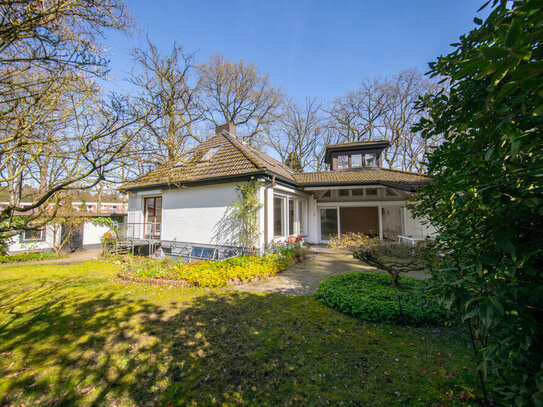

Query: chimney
[{"left": 215, "top": 123, "right": 236, "bottom": 137}]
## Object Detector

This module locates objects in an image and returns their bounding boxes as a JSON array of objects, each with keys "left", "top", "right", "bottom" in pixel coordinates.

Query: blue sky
[{"left": 106, "top": 0, "right": 487, "bottom": 102}]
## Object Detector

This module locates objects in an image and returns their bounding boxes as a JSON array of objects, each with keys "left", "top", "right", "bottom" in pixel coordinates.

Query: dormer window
[
  {"left": 201, "top": 146, "right": 220, "bottom": 161},
  {"left": 365, "top": 153, "right": 377, "bottom": 166},
  {"left": 351, "top": 154, "right": 363, "bottom": 167},
  {"left": 337, "top": 155, "right": 349, "bottom": 168},
  {"left": 323, "top": 140, "right": 389, "bottom": 171}
]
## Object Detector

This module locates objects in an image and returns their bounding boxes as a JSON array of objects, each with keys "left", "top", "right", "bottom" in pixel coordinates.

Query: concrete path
[{"left": 234, "top": 246, "right": 380, "bottom": 296}]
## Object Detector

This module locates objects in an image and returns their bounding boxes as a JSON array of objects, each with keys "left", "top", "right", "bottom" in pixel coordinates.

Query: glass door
[
  {"left": 320, "top": 208, "right": 338, "bottom": 241},
  {"left": 144, "top": 196, "right": 162, "bottom": 239}
]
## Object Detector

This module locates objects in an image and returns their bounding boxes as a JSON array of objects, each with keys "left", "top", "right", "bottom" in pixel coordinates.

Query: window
[
  {"left": 386, "top": 188, "right": 398, "bottom": 197},
  {"left": 22, "top": 228, "right": 45, "bottom": 242},
  {"left": 366, "top": 188, "right": 378, "bottom": 196},
  {"left": 299, "top": 201, "right": 306, "bottom": 235},
  {"left": 339, "top": 189, "right": 350, "bottom": 197},
  {"left": 144, "top": 196, "right": 162, "bottom": 239},
  {"left": 201, "top": 146, "right": 220, "bottom": 161},
  {"left": 352, "top": 189, "right": 364, "bottom": 196},
  {"left": 337, "top": 155, "right": 349, "bottom": 168},
  {"left": 365, "top": 153, "right": 377, "bottom": 166},
  {"left": 273, "top": 197, "right": 285, "bottom": 237},
  {"left": 351, "top": 154, "right": 362, "bottom": 167},
  {"left": 288, "top": 199, "right": 295, "bottom": 235}
]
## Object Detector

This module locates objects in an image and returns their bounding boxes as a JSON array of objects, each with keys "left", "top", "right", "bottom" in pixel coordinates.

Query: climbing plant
[{"left": 232, "top": 180, "right": 263, "bottom": 251}]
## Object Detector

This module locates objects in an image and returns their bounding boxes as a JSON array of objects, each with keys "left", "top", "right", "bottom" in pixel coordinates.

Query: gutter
[{"left": 263, "top": 175, "right": 276, "bottom": 249}]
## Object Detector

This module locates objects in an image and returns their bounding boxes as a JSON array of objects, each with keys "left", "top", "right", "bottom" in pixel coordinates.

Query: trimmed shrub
[
  {"left": 314, "top": 272, "right": 448, "bottom": 326},
  {"left": 120, "top": 244, "right": 308, "bottom": 288},
  {"left": 0, "top": 251, "right": 58, "bottom": 264}
]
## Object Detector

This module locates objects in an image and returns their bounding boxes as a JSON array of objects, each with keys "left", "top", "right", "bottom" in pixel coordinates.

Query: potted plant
[{"left": 288, "top": 235, "right": 297, "bottom": 244}]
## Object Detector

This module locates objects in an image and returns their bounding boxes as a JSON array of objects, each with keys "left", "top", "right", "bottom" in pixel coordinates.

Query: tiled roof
[
  {"left": 121, "top": 132, "right": 296, "bottom": 190},
  {"left": 325, "top": 140, "right": 390, "bottom": 149},
  {"left": 121, "top": 131, "right": 430, "bottom": 192},
  {"left": 293, "top": 169, "right": 430, "bottom": 191}
]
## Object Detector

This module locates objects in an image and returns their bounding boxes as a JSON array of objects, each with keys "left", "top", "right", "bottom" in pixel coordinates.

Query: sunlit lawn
[{"left": 0, "top": 260, "right": 482, "bottom": 406}]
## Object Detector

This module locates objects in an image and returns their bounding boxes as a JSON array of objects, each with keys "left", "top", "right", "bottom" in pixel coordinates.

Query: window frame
[
  {"left": 364, "top": 153, "right": 378, "bottom": 167},
  {"left": 21, "top": 227, "right": 45, "bottom": 242},
  {"left": 337, "top": 154, "right": 349, "bottom": 168},
  {"left": 351, "top": 154, "right": 363, "bottom": 167}
]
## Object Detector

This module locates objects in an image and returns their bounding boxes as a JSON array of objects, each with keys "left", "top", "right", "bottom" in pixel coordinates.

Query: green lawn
[{"left": 0, "top": 260, "right": 482, "bottom": 406}]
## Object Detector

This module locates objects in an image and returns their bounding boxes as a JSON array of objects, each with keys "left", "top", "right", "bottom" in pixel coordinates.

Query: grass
[{"left": 0, "top": 260, "right": 483, "bottom": 406}]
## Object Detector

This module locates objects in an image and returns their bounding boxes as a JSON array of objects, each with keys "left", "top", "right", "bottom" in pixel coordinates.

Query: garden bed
[{"left": 117, "top": 245, "right": 308, "bottom": 288}]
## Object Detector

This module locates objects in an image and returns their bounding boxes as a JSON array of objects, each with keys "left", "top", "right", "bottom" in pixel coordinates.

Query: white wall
[
  {"left": 6, "top": 225, "right": 59, "bottom": 254},
  {"left": 82, "top": 222, "right": 111, "bottom": 248},
  {"left": 161, "top": 183, "right": 241, "bottom": 246},
  {"left": 403, "top": 208, "right": 436, "bottom": 237},
  {"left": 306, "top": 195, "right": 320, "bottom": 244}
]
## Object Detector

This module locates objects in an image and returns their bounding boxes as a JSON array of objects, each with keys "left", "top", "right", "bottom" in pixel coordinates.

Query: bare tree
[
  {"left": 265, "top": 97, "right": 326, "bottom": 171},
  {"left": 128, "top": 38, "right": 203, "bottom": 166},
  {"left": 327, "top": 78, "right": 389, "bottom": 142},
  {"left": 326, "top": 69, "right": 442, "bottom": 173},
  {"left": 199, "top": 54, "right": 283, "bottom": 144},
  {"left": 0, "top": 0, "right": 151, "bottom": 237}
]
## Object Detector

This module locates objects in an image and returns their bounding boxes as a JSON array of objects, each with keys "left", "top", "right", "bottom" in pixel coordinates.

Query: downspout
[{"left": 263, "top": 175, "right": 276, "bottom": 249}]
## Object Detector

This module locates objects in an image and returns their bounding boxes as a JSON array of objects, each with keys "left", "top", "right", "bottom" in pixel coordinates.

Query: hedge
[
  {"left": 0, "top": 251, "right": 58, "bottom": 264},
  {"left": 314, "top": 272, "right": 449, "bottom": 326}
]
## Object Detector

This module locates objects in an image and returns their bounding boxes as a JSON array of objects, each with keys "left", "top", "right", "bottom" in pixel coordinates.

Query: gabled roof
[
  {"left": 293, "top": 169, "right": 430, "bottom": 192},
  {"left": 121, "top": 131, "right": 296, "bottom": 191}
]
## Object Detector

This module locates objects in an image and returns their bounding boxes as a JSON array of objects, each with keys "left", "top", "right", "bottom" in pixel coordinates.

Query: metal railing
[
  {"left": 117, "top": 222, "right": 161, "bottom": 240},
  {"left": 113, "top": 222, "right": 248, "bottom": 261}
]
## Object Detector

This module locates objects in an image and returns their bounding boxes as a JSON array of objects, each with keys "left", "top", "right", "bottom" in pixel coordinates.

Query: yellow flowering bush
[{"left": 121, "top": 245, "right": 307, "bottom": 288}]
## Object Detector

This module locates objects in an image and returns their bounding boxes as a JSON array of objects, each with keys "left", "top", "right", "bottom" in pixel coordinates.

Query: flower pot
[{"left": 288, "top": 236, "right": 297, "bottom": 244}]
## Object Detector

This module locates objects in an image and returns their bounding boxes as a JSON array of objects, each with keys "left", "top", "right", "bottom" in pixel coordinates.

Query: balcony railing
[{"left": 118, "top": 222, "right": 161, "bottom": 240}]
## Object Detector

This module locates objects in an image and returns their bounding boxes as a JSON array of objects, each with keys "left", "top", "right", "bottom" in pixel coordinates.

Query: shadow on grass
[{"left": 0, "top": 280, "right": 478, "bottom": 406}]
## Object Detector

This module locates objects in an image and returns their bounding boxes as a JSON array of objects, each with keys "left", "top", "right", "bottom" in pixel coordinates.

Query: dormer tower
[{"left": 324, "top": 141, "right": 390, "bottom": 171}]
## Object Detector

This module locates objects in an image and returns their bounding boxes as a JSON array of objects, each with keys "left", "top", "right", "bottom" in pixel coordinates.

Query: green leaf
[
  {"left": 481, "top": 46, "right": 509, "bottom": 59},
  {"left": 505, "top": 18, "right": 522, "bottom": 47},
  {"left": 474, "top": 17, "right": 484, "bottom": 25},
  {"left": 533, "top": 103, "right": 543, "bottom": 116},
  {"left": 495, "top": 235, "right": 516, "bottom": 258}
]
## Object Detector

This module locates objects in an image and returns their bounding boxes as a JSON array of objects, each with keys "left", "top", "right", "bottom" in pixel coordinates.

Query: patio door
[
  {"left": 143, "top": 196, "right": 162, "bottom": 239},
  {"left": 320, "top": 208, "right": 338, "bottom": 241}
]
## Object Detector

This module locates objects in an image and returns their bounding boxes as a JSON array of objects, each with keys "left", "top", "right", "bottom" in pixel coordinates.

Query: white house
[
  {"left": 2, "top": 203, "right": 127, "bottom": 254},
  {"left": 120, "top": 124, "right": 434, "bottom": 257}
]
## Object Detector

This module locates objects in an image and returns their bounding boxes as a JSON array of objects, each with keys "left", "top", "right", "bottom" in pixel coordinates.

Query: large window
[
  {"left": 144, "top": 196, "right": 162, "bottom": 239},
  {"left": 320, "top": 208, "right": 338, "bottom": 241},
  {"left": 273, "top": 197, "right": 285, "bottom": 237}
]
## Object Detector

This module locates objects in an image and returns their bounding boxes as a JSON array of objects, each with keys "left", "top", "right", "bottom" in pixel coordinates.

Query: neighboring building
[
  {"left": 1, "top": 202, "right": 127, "bottom": 254},
  {"left": 71, "top": 202, "right": 128, "bottom": 213},
  {"left": 120, "top": 124, "right": 434, "bottom": 252}
]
